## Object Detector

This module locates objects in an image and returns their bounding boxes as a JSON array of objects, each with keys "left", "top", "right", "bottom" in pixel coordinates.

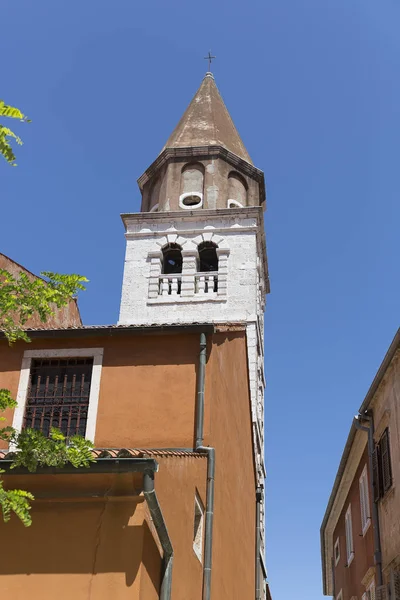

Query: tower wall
[{"left": 118, "top": 207, "right": 268, "bottom": 572}]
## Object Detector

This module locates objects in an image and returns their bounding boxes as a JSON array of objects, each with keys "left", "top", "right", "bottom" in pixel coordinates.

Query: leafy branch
[
  {"left": 0, "top": 268, "right": 92, "bottom": 526},
  {"left": 0, "top": 100, "right": 30, "bottom": 166},
  {"left": 0, "top": 269, "right": 87, "bottom": 344}
]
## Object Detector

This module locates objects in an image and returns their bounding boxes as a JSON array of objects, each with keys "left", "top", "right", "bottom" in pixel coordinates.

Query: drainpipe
[
  {"left": 255, "top": 488, "right": 262, "bottom": 600},
  {"left": 355, "top": 414, "right": 383, "bottom": 587},
  {"left": 195, "top": 332, "right": 215, "bottom": 600},
  {"left": 143, "top": 470, "right": 174, "bottom": 600}
]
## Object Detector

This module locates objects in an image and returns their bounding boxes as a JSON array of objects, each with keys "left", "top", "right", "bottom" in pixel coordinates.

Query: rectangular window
[
  {"left": 193, "top": 493, "right": 204, "bottom": 561},
  {"left": 334, "top": 537, "right": 340, "bottom": 566},
  {"left": 359, "top": 465, "right": 371, "bottom": 534},
  {"left": 345, "top": 504, "right": 354, "bottom": 565},
  {"left": 380, "top": 429, "right": 392, "bottom": 495},
  {"left": 23, "top": 357, "right": 94, "bottom": 437},
  {"left": 373, "top": 428, "right": 393, "bottom": 501}
]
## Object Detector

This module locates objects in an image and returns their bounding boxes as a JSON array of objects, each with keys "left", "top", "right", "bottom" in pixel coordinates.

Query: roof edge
[
  {"left": 0, "top": 323, "right": 215, "bottom": 340},
  {"left": 358, "top": 327, "right": 400, "bottom": 415}
]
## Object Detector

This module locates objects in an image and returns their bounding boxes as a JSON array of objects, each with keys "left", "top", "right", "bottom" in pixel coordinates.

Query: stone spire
[{"left": 162, "top": 73, "right": 253, "bottom": 164}]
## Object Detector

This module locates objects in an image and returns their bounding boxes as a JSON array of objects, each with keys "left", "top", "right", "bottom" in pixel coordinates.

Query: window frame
[
  {"left": 11, "top": 348, "right": 104, "bottom": 445},
  {"left": 334, "top": 537, "right": 341, "bottom": 566},
  {"left": 345, "top": 503, "right": 354, "bottom": 566},
  {"left": 359, "top": 464, "right": 371, "bottom": 535},
  {"left": 193, "top": 492, "right": 205, "bottom": 562},
  {"left": 380, "top": 428, "right": 393, "bottom": 496},
  {"left": 179, "top": 191, "right": 203, "bottom": 210}
]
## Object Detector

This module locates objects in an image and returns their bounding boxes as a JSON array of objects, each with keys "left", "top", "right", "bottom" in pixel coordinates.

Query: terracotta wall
[
  {"left": 205, "top": 331, "right": 256, "bottom": 599},
  {"left": 0, "top": 253, "right": 82, "bottom": 329},
  {"left": 0, "top": 472, "right": 161, "bottom": 600},
  {"left": 154, "top": 456, "right": 207, "bottom": 600},
  {"left": 333, "top": 446, "right": 374, "bottom": 599},
  {"left": 0, "top": 456, "right": 209, "bottom": 600},
  {"left": 0, "top": 329, "right": 257, "bottom": 599},
  {"left": 0, "top": 332, "right": 199, "bottom": 450},
  {"left": 371, "top": 351, "right": 400, "bottom": 578}
]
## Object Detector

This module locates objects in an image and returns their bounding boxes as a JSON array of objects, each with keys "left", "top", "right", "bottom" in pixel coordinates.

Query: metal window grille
[
  {"left": 373, "top": 428, "right": 393, "bottom": 501},
  {"left": 23, "top": 358, "right": 94, "bottom": 437},
  {"left": 380, "top": 429, "right": 392, "bottom": 494}
]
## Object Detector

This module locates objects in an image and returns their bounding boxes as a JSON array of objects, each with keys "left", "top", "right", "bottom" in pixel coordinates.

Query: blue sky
[{"left": 2, "top": 1, "right": 399, "bottom": 598}]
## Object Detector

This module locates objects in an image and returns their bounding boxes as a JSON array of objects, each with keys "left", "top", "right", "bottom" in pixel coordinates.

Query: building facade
[
  {"left": 0, "top": 253, "right": 82, "bottom": 329},
  {"left": 0, "top": 72, "right": 270, "bottom": 599},
  {"left": 321, "top": 328, "right": 400, "bottom": 600}
]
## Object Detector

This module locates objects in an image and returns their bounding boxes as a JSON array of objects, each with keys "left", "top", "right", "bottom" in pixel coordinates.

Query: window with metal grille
[
  {"left": 23, "top": 358, "right": 94, "bottom": 437},
  {"left": 373, "top": 428, "right": 393, "bottom": 501}
]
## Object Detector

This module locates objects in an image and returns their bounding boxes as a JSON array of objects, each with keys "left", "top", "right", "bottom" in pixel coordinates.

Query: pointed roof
[{"left": 162, "top": 73, "right": 253, "bottom": 164}]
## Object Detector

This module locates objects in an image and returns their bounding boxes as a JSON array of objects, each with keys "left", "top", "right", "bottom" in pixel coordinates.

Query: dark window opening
[
  {"left": 162, "top": 243, "right": 183, "bottom": 275},
  {"left": 373, "top": 428, "right": 393, "bottom": 501},
  {"left": 182, "top": 194, "right": 202, "bottom": 207},
  {"left": 198, "top": 241, "right": 218, "bottom": 272},
  {"left": 23, "top": 357, "right": 94, "bottom": 438}
]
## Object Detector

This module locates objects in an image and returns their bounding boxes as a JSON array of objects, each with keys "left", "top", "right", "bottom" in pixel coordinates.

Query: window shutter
[
  {"left": 372, "top": 446, "right": 382, "bottom": 502},
  {"left": 345, "top": 506, "right": 353, "bottom": 562},
  {"left": 376, "top": 585, "right": 388, "bottom": 600},
  {"left": 380, "top": 429, "right": 392, "bottom": 494},
  {"left": 390, "top": 570, "right": 400, "bottom": 600},
  {"left": 360, "top": 475, "right": 366, "bottom": 529},
  {"left": 369, "top": 580, "right": 376, "bottom": 600}
]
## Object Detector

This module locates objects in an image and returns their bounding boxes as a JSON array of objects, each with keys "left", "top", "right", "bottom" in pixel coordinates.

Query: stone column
[
  {"left": 216, "top": 248, "right": 229, "bottom": 297},
  {"left": 147, "top": 251, "right": 162, "bottom": 299},
  {"left": 181, "top": 250, "right": 198, "bottom": 297}
]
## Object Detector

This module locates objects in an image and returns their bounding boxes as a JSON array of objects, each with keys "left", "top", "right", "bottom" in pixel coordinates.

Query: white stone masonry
[{"left": 118, "top": 207, "right": 269, "bottom": 584}]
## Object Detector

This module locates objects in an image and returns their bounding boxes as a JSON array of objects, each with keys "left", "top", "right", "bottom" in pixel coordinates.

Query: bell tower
[{"left": 119, "top": 71, "right": 270, "bottom": 583}]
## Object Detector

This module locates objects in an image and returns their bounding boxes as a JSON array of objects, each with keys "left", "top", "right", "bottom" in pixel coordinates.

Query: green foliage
[
  {"left": 0, "top": 269, "right": 87, "bottom": 344},
  {"left": 0, "top": 100, "right": 30, "bottom": 166},
  {"left": 0, "top": 370, "right": 94, "bottom": 527},
  {"left": 10, "top": 428, "right": 95, "bottom": 473},
  {"left": 0, "top": 266, "right": 92, "bottom": 527},
  {"left": 0, "top": 475, "right": 34, "bottom": 527}
]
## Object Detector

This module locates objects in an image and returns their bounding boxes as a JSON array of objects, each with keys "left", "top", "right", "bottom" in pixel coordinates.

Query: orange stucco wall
[
  {"left": 0, "top": 472, "right": 161, "bottom": 600},
  {"left": 0, "top": 328, "right": 257, "bottom": 599},
  {"left": 205, "top": 331, "right": 257, "bottom": 599},
  {"left": 0, "top": 332, "right": 199, "bottom": 449}
]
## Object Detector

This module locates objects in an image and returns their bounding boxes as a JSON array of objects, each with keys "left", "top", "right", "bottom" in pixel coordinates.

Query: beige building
[{"left": 321, "top": 328, "right": 400, "bottom": 600}]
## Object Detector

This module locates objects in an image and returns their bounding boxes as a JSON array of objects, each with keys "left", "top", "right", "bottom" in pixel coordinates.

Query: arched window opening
[
  {"left": 162, "top": 243, "right": 183, "bottom": 275},
  {"left": 198, "top": 242, "right": 218, "bottom": 272},
  {"left": 196, "top": 242, "right": 218, "bottom": 294},
  {"left": 228, "top": 172, "right": 247, "bottom": 207},
  {"left": 179, "top": 163, "right": 204, "bottom": 209}
]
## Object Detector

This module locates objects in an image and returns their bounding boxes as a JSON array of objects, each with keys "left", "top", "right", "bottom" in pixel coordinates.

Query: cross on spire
[{"left": 204, "top": 50, "right": 216, "bottom": 72}]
